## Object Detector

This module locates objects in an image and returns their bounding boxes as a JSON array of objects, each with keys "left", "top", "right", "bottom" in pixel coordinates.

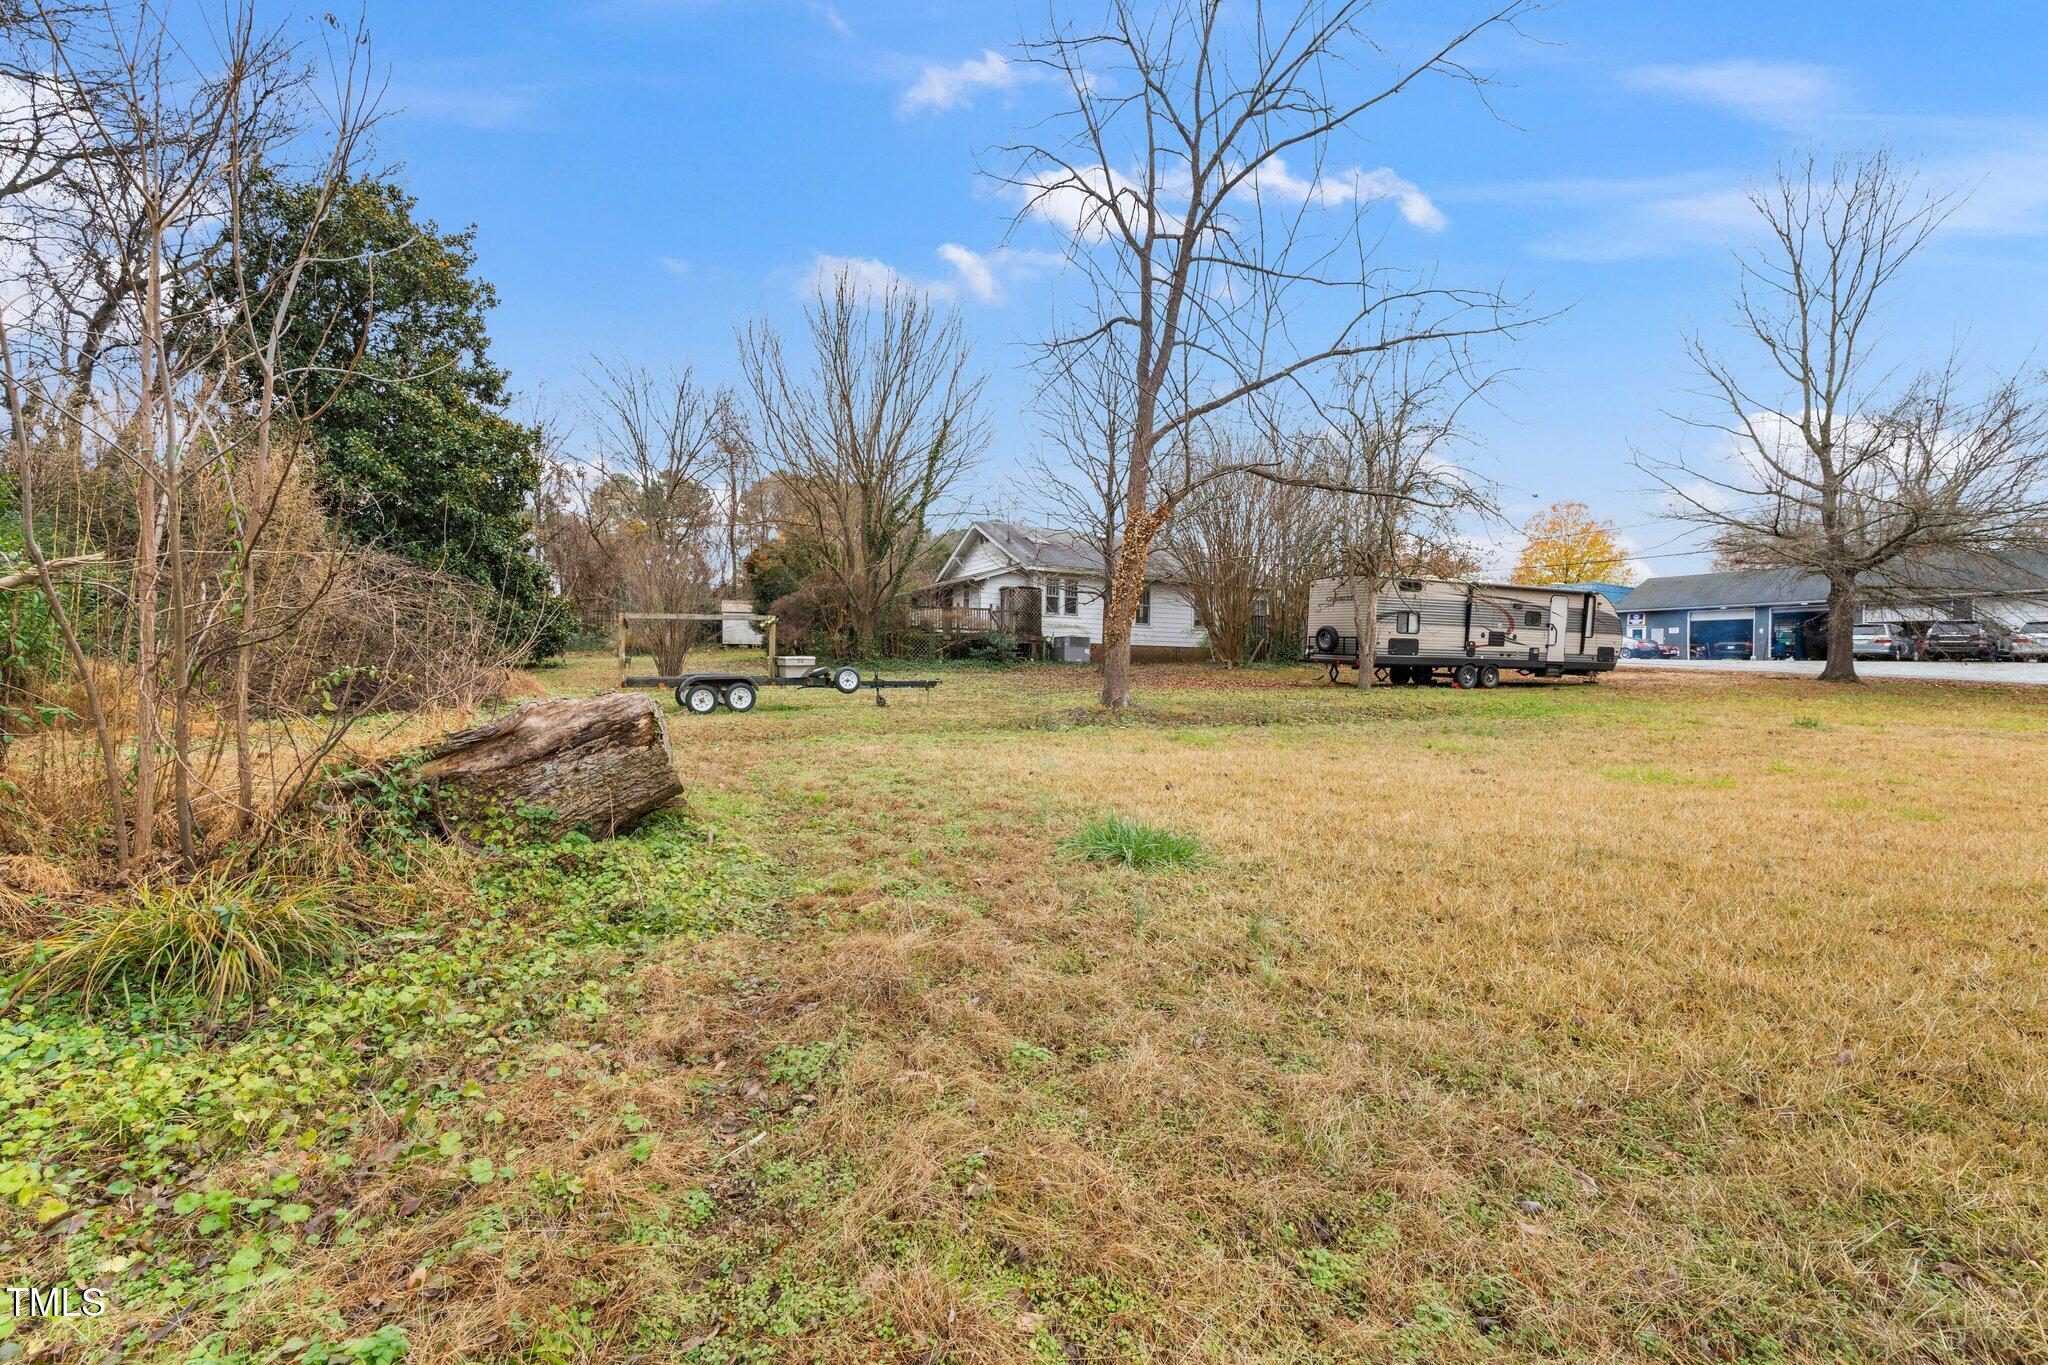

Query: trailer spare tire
[{"left": 1313, "top": 626, "right": 1341, "bottom": 654}]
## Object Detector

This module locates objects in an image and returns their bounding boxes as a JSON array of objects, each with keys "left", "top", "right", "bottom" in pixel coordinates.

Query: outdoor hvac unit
[{"left": 1051, "top": 635, "right": 1093, "bottom": 664}]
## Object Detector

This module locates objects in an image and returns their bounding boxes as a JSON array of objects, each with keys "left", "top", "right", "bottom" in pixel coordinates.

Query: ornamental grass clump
[
  {"left": 6, "top": 873, "right": 351, "bottom": 1015},
  {"left": 1062, "top": 813, "right": 1204, "bottom": 869}
]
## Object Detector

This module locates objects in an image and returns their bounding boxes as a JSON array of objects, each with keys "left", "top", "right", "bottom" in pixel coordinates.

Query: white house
[{"left": 915, "top": 521, "right": 1211, "bottom": 660}]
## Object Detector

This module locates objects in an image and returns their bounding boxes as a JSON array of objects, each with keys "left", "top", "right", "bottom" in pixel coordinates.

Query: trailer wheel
[
  {"left": 833, "top": 666, "right": 862, "bottom": 694},
  {"left": 683, "top": 683, "right": 720, "bottom": 715},
  {"left": 723, "top": 682, "right": 757, "bottom": 713},
  {"left": 1453, "top": 663, "right": 1480, "bottom": 690},
  {"left": 1478, "top": 665, "right": 1500, "bottom": 689},
  {"left": 1314, "top": 626, "right": 1341, "bottom": 654}
]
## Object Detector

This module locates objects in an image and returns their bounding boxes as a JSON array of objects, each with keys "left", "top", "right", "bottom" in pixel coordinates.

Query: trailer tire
[
  {"left": 1479, "top": 665, "right": 1500, "bottom": 689},
  {"left": 724, "top": 682, "right": 757, "bottom": 713},
  {"left": 683, "top": 683, "right": 720, "bottom": 715},
  {"left": 1313, "top": 626, "right": 1341, "bottom": 654},
  {"left": 833, "top": 666, "right": 862, "bottom": 694},
  {"left": 1453, "top": 663, "right": 1480, "bottom": 690}
]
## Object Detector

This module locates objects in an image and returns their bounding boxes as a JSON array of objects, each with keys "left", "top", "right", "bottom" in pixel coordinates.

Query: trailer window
[
  {"left": 1396, "top": 611, "right": 1420, "bottom": 634},
  {"left": 1523, "top": 609, "right": 1544, "bottom": 628}
]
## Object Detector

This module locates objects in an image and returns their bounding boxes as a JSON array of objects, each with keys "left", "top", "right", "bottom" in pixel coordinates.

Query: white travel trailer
[{"left": 1304, "top": 576, "right": 1624, "bottom": 687}]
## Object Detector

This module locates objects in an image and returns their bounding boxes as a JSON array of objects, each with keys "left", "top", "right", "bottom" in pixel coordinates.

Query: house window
[
  {"left": 1136, "top": 586, "right": 1152, "bottom": 625},
  {"left": 1064, "top": 579, "right": 1079, "bottom": 616},
  {"left": 1044, "top": 577, "right": 1079, "bottom": 617}
]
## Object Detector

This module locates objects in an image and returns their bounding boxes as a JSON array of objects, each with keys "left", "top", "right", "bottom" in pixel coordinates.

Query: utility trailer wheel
[
  {"left": 833, "top": 666, "right": 862, "bottom": 694},
  {"left": 1479, "top": 665, "right": 1500, "bottom": 689},
  {"left": 724, "top": 681, "right": 757, "bottom": 712},
  {"left": 1453, "top": 663, "right": 1481, "bottom": 690},
  {"left": 682, "top": 683, "right": 721, "bottom": 715}
]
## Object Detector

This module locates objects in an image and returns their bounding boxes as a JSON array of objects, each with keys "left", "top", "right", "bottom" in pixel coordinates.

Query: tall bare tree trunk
[
  {"left": 1350, "top": 577, "right": 1379, "bottom": 690},
  {"left": 1100, "top": 500, "right": 1162, "bottom": 709},
  {"left": 1821, "top": 579, "right": 1860, "bottom": 683},
  {"left": 130, "top": 473, "right": 160, "bottom": 864}
]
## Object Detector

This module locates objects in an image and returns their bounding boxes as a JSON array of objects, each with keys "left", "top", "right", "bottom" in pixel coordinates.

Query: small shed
[{"left": 720, "top": 600, "right": 766, "bottom": 647}]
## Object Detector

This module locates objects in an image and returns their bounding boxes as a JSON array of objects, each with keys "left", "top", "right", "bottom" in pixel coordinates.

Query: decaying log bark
[{"left": 420, "top": 693, "right": 683, "bottom": 838}]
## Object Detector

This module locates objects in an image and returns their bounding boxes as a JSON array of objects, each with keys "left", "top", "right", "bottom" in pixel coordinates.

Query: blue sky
[{"left": 357, "top": 0, "right": 2048, "bottom": 574}]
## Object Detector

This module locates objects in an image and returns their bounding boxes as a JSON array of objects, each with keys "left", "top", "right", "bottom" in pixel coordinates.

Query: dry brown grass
[
  {"left": 113, "top": 658, "right": 2046, "bottom": 1362},
  {"left": 608, "top": 661, "right": 2047, "bottom": 1361}
]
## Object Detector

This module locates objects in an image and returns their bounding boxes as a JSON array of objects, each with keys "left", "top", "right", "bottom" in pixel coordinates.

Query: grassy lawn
[{"left": 9, "top": 656, "right": 2046, "bottom": 1361}]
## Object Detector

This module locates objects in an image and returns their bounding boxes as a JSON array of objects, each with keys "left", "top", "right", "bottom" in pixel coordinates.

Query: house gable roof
[{"left": 937, "top": 520, "right": 1188, "bottom": 582}]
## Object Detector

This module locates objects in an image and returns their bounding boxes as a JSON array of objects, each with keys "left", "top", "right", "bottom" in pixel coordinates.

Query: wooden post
[
  {"left": 766, "top": 618, "right": 777, "bottom": 670},
  {"left": 617, "top": 614, "right": 629, "bottom": 690}
]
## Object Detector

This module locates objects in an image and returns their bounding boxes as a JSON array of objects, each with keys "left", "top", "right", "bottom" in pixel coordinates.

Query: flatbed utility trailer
[
  {"left": 614, "top": 611, "right": 938, "bottom": 713},
  {"left": 661, "top": 664, "right": 939, "bottom": 714},
  {"left": 1304, "top": 576, "right": 1623, "bottom": 688}
]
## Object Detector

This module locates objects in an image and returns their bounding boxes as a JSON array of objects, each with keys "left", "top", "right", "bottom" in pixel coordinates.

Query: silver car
[
  {"left": 2008, "top": 622, "right": 2048, "bottom": 661},
  {"left": 1850, "top": 622, "right": 1917, "bottom": 661}
]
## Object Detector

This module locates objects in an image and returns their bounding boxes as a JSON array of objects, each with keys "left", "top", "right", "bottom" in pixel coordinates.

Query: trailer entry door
[{"left": 1548, "top": 594, "right": 1571, "bottom": 660}]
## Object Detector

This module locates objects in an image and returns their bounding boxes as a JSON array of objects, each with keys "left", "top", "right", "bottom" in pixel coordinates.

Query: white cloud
[
  {"left": 801, "top": 244, "right": 1066, "bottom": 306},
  {"left": 936, "top": 243, "right": 999, "bottom": 304},
  {"left": 1018, "top": 164, "right": 1158, "bottom": 240},
  {"left": 803, "top": 253, "right": 926, "bottom": 300},
  {"left": 898, "top": 50, "right": 1036, "bottom": 116},
  {"left": 1244, "top": 157, "right": 1447, "bottom": 231},
  {"left": 658, "top": 256, "right": 692, "bottom": 277},
  {"left": 811, "top": 2, "right": 851, "bottom": 37},
  {"left": 392, "top": 85, "right": 535, "bottom": 130},
  {"left": 1622, "top": 59, "right": 1839, "bottom": 124}
]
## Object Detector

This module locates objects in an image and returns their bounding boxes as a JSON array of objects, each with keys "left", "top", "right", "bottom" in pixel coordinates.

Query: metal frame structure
[{"left": 616, "top": 611, "right": 776, "bottom": 690}]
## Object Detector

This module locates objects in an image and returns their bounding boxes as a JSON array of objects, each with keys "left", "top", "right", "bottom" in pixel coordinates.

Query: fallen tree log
[{"left": 418, "top": 693, "right": 683, "bottom": 839}]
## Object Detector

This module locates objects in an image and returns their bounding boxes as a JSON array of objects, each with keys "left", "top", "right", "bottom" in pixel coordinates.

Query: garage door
[{"left": 1687, "top": 610, "right": 1753, "bottom": 659}]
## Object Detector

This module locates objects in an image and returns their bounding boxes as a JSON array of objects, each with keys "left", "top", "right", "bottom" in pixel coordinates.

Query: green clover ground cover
[{"left": 0, "top": 810, "right": 770, "bottom": 1360}]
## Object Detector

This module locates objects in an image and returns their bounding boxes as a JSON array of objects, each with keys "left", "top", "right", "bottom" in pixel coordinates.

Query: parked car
[
  {"left": 2008, "top": 622, "right": 2048, "bottom": 661},
  {"left": 1707, "top": 639, "right": 1754, "bottom": 660},
  {"left": 1851, "top": 622, "right": 1919, "bottom": 661},
  {"left": 1622, "top": 638, "right": 1676, "bottom": 659},
  {"left": 1921, "top": 620, "right": 2009, "bottom": 661}
]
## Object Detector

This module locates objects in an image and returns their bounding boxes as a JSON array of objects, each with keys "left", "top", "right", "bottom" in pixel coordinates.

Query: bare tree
[
  {"left": 1310, "top": 349, "right": 1491, "bottom": 688},
  {"left": 712, "top": 391, "right": 758, "bottom": 595},
  {"left": 1642, "top": 152, "right": 2048, "bottom": 682},
  {"left": 552, "top": 359, "right": 732, "bottom": 670},
  {"left": 1165, "top": 421, "right": 1344, "bottom": 664},
  {"left": 1028, "top": 321, "right": 1133, "bottom": 596},
  {"left": 737, "top": 270, "right": 986, "bottom": 656},
  {"left": 2, "top": 1, "right": 401, "bottom": 868},
  {"left": 1000, "top": 0, "right": 1533, "bottom": 706}
]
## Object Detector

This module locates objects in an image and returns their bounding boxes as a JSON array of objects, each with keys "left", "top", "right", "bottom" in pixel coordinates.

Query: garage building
[{"left": 1618, "top": 555, "right": 2048, "bottom": 660}]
